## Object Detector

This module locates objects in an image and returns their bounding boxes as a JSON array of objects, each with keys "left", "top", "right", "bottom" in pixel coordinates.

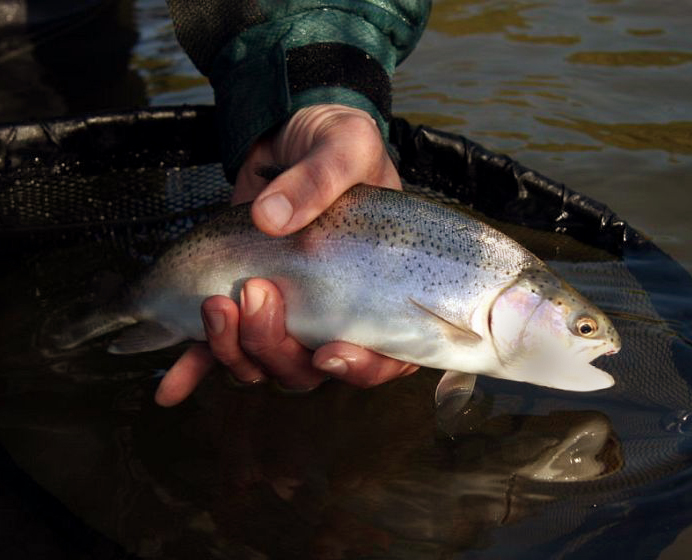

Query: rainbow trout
[{"left": 51, "top": 186, "right": 620, "bottom": 405}]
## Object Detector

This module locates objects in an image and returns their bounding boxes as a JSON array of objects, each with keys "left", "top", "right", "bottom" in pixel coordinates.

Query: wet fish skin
[{"left": 52, "top": 185, "right": 620, "bottom": 396}]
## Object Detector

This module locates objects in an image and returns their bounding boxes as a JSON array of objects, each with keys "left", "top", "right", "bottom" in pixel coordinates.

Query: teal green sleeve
[{"left": 168, "top": 1, "right": 431, "bottom": 181}]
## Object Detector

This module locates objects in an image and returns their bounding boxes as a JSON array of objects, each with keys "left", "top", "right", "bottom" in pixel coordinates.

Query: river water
[
  {"left": 127, "top": 0, "right": 692, "bottom": 273},
  {"left": 0, "top": 0, "right": 691, "bottom": 559}
]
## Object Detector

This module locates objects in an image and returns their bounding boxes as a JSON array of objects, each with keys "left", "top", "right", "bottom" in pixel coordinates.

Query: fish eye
[{"left": 576, "top": 317, "right": 598, "bottom": 337}]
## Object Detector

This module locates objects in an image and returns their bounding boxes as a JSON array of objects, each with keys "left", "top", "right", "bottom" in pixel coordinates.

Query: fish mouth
[
  {"left": 503, "top": 360, "right": 615, "bottom": 392},
  {"left": 576, "top": 339, "right": 620, "bottom": 362},
  {"left": 600, "top": 338, "right": 621, "bottom": 357}
]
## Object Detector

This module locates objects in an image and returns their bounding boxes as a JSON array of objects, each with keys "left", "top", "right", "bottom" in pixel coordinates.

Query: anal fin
[{"left": 108, "top": 321, "right": 186, "bottom": 354}]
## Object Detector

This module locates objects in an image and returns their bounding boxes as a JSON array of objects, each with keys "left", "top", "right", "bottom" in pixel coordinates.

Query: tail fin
[{"left": 41, "top": 301, "right": 137, "bottom": 351}]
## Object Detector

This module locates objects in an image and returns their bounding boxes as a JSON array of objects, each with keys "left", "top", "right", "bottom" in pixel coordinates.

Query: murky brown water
[
  {"left": 125, "top": 0, "right": 692, "bottom": 270},
  {"left": 392, "top": 0, "right": 692, "bottom": 272}
]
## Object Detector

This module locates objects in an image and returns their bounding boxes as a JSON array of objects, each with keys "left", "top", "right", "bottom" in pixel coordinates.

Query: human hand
[{"left": 155, "top": 105, "right": 419, "bottom": 406}]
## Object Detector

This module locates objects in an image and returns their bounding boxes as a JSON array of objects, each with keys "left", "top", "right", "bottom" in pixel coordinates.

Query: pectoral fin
[
  {"left": 435, "top": 370, "right": 477, "bottom": 408},
  {"left": 435, "top": 370, "right": 478, "bottom": 436},
  {"left": 108, "top": 322, "right": 186, "bottom": 354},
  {"left": 408, "top": 298, "right": 482, "bottom": 345}
]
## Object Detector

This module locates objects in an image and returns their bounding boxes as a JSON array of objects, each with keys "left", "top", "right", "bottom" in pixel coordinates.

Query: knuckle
[
  {"left": 209, "top": 343, "right": 265, "bottom": 383},
  {"left": 301, "top": 161, "right": 342, "bottom": 204},
  {"left": 343, "top": 112, "right": 380, "bottom": 137},
  {"left": 239, "top": 335, "right": 273, "bottom": 357},
  {"left": 211, "top": 346, "right": 244, "bottom": 370}
]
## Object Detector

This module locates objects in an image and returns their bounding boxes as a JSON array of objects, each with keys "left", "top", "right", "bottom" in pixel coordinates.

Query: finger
[
  {"left": 239, "top": 278, "right": 326, "bottom": 390},
  {"left": 201, "top": 295, "right": 267, "bottom": 384},
  {"left": 312, "top": 343, "right": 419, "bottom": 388},
  {"left": 155, "top": 343, "right": 216, "bottom": 407},
  {"left": 251, "top": 116, "right": 400, "bottom": 236}
]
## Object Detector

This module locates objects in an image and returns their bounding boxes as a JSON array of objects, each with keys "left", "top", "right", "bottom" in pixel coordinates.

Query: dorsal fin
[{"left": 408, "top": 297, "right": 482, "bottom": 344}]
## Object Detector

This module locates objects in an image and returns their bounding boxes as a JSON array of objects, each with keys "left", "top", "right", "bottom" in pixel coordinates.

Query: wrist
[
  {"left": 275, "top": 104, "right": 381, "bottom": 163},
  {"left": 210, "top": 10, "right": 396, "bottom": 182}
]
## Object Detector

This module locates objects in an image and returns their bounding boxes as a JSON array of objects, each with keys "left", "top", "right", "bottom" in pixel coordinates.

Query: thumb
[{"left": 251, "top": 123, "right": 400, "bottom": 236}]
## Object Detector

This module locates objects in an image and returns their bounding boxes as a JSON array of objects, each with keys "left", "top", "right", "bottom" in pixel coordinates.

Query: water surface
[{"left": 392, "top": 0, "right": 692, "bottom": 272}]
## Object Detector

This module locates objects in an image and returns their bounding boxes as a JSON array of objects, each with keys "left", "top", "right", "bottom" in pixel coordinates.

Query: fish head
[{"left": 489, "top": 267, "right": 620, "bottom": 392}]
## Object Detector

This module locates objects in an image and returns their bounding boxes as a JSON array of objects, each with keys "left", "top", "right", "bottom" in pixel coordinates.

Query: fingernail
[
  {"left": 257, "top": 192, "right": 293, "bottom": 231},
  {"left": 316, "top": 356, "right": 348, "bottom": 376},
  {"left": 202, "top": 309, "right": 225, "bottom": 335},
  {"left": 241, "top": 284, "right": 267, "bottom": 316}
]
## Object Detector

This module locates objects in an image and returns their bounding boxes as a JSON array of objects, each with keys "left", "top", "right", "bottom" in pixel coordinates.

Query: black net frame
[{"left": 0, "top": 105, "right": 640, "bottom": 255}]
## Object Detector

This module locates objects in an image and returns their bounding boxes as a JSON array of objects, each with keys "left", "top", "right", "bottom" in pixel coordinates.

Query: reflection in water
[
  {"left": 567, "top": 50, "right": 692, "bottom": 67},
  {"left": 427, "top": 0, "right": 535, "bottom": 36},
  {"left": 0, "top": 353, "right": 622, "bottom": 559},
  {"left": 506, "top": 32, "right": 580, "bottom": 45},
  {"left": 137, "top": 381, "right": 622, "bottom": 557},
  {"left": 394, "top": 111, "right": 468, "bottom": 129},
  {"left": 662, "top": 410, "right": 692, "bottom": 435},
  {"left": 130, "top": 0, "right": 213, "bottom": 104},
  {"left": 536, "top": 117, "right": 692, "bottom": 154},
  {"left": 129, "top": 54, "right": 208, "bottom": 96},
  {"left": 626, "top": 29, "right": 664, "bottom": 37},
  {"left": 588, "top": 15, "right": 614, "bottom": 24},
  {"left": 0, "top": 0, "right": 147, "bottom": 122},
  {"left": 524, "top": 141, "right": 601, "bottom": 152},
  {"left": 501, "top": 77, "right": 568, "bottom": 89},
  {"left": 1, "top": 193, "right": 692, "bottom": 557}
]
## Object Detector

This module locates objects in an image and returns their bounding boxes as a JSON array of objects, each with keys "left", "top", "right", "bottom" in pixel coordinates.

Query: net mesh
[{"left": 0, "top": 108, "right": 637, "bottom": 254}]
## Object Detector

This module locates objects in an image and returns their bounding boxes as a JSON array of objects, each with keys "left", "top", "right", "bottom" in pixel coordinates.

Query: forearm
[{"left": 167, "top": 1, "right": 431, "bottom": 180}]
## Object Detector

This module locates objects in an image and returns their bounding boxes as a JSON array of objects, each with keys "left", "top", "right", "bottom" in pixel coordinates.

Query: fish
[{"left": 47, "top": 185, "right": 621, "bottom": 407}]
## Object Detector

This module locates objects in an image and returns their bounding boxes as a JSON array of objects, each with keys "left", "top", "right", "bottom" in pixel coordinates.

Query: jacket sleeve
[{"left": 167, "top": 1, "right": 431, "bottom": 181}]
